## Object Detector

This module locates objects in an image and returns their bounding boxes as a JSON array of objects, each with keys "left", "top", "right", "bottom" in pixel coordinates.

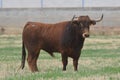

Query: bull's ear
[{"left": 90, "top": 20, "right": 96, "bottom": 25}]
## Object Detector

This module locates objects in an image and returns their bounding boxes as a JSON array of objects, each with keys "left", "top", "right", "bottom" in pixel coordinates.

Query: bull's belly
[{"left": 42, "top": 45, "right": 60, "bottom": 53}]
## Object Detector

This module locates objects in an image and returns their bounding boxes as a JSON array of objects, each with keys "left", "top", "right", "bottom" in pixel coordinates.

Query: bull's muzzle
[{"left": 82, "top": 33, "right": 90, "bottom": 38}]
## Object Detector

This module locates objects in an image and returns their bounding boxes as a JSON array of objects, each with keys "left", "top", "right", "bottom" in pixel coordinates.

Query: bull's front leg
[
  {"left": 73, "top": 58, "right": 79, "bottom": 71},
  {"left": 61, "top": 54, "right": 68, "bottom": 71},
  {"left": 73, "top": 51, "right": 81, "bottom": 71}
]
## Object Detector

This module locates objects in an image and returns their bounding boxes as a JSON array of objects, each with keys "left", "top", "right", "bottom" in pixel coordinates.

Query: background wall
[
  {"left": 0, "top": 7, "right": 120, "bottom": 35},
  {"left": 0, "top": 8, "right": 120, "bottom": 28}
]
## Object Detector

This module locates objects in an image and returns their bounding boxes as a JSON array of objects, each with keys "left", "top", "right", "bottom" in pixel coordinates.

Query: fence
[
  {"left": 0, "top": 0, "right": 2, "bottom": 8},
  {"left": 0, "top": 0, "right": 120, "bottom": 8}
]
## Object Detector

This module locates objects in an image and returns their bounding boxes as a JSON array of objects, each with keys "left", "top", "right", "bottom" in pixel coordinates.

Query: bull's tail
[
  {"left": 21, "top": 41, "right": 26, "bottom": 69},
  {"left": 18, "top": 41, "right": 26, "bottom": 71}
]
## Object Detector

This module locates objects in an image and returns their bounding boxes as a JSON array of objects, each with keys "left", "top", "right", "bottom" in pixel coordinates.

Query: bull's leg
[
  {"left": 73, "top": 58, "right": 79, "bottom": 71},
  {"left": 61, "top": 54, "right": 68, "bottom": 71},
  {"left": 73, "top": 51, "right": 81, "bottom": 71},
  {"left": 27, "top": 51, "right": 40, "bottom": 72}
]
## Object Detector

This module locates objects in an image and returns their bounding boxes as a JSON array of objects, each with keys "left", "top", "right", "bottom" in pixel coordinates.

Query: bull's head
[{"left": 71, "top": 14, "right": 103, "bottom": 38}]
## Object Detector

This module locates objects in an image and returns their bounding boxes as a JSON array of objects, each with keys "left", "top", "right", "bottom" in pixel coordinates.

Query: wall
[
  {"left": 0, "top": 8, "right": 120, "bottom": 28},
  {"left": 0, "top": 7, "right": 120, "bottom": 35}
]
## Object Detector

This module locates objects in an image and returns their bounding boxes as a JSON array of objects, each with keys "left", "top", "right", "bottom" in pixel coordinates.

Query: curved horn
[
  {"left": 71, "top": 15, "right": 78, "bottom": 23},
  {"left": 71, "top": 15, "right": 76, "bottom": 21},
  {"left": 94, "top": 14, "right": 103, "bottom": 22}
]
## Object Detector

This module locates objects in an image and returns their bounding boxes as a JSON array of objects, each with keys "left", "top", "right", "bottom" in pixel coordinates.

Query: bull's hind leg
[{"left": 27, "top": 50, "right": 40, "bottom": 72}]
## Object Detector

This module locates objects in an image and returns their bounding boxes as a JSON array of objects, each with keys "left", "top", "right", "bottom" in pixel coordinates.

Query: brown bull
[{"left": 20, "top": 14, "right": 103, "bottom": 72}]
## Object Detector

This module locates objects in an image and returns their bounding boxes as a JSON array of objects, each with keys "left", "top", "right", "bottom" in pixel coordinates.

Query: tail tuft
[{"left": 49, "top": 53, "right": 55, "bottom": 57}]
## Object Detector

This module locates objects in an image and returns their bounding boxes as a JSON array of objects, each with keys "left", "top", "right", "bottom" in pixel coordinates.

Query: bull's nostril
[
  {"left": 85, "top": 34, "right": 89, "bottom": 37},
  {"left": 82, "top": 33, "right": 90, "bottom": 38}
]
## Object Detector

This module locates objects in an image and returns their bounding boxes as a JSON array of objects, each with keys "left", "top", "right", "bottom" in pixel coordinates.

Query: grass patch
[{"left": 0, "top": 35, "right": 120, "bottom": 80}]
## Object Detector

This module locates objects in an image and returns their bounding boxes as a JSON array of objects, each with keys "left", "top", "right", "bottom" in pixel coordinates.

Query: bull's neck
[{"left": 75, "top": 35, "right": 85, "bottom": 49}]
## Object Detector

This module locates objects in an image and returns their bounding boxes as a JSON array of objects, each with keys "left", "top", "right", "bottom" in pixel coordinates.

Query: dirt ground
[{"left": 0, "top": 26, "right": 120, "bottom": 35}]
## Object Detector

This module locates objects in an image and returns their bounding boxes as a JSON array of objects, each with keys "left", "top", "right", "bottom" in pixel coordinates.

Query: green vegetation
[{"left": 0, "top": 35, "right": 120, "bottom": 80}]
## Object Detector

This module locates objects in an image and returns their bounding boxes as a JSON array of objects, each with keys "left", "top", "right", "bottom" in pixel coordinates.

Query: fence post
[
  {"left": 82, "top": 0, "right": 84, "bottom": 8},
  {"left": 0, "top": 0, "right": 2, "bottom": 8},
  {"left": 41, "top": 0, "right": 43, "bottom": 8}
]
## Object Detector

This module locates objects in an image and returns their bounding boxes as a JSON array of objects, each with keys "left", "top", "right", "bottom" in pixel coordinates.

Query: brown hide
[
  {"left": 23, "top": 22, "right": 67, "bottom": 55},
  {"left": 20, "top": 15, "right": 103, "bottom": 72},
  {"left": 22, "top": 21, "right": 83, "bottom": 72}
]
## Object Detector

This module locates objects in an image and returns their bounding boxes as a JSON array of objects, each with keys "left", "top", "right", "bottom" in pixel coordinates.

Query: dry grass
[
  {"left": 84, "top": 38, "right": 120, "bottom": 50},
  {"left": 91, "top": 26, "right": 120, "bottom": 35}
]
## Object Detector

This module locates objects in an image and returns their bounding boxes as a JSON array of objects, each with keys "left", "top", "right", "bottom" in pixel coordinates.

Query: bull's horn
[
  {"left": 71, "top": 15, "right": 78, "bottom": 23},
  {"left": 94, "top": 14, "right": 103, "bottom": 22},
  {"left": 71, "top": 15, "right": 76, "bottom": 21}
]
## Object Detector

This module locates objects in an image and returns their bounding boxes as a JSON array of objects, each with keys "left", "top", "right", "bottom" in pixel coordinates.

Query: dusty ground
[{"left": 0, "top": 26, "right": 120, "bottom": 35}]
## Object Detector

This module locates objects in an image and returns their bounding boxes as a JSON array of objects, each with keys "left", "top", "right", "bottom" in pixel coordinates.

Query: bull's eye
[
  {"left": 80, "top": 23, "right": 83, "bottom": 27},
  {"left": 79, "top": 23, "right": 84, "bottom": 29}
]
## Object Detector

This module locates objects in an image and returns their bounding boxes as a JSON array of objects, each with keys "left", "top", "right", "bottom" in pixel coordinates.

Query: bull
[{"left": 20, "top": 14, "right": 103, "bottom": 72}]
